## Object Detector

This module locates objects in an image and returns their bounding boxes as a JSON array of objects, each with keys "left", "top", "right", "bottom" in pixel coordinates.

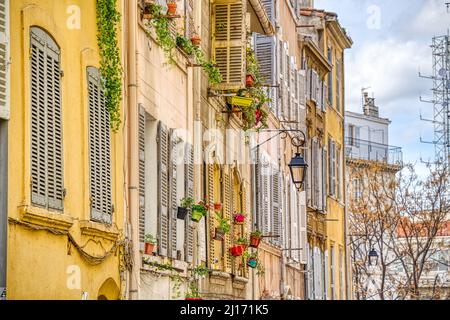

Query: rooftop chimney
[{"left": 363, "top": 92, "right": 379, "bottom": 117}]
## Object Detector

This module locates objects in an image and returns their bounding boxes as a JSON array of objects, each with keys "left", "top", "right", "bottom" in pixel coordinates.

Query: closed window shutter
[
  {"left": 0, "top": 0, "right": 9, "bottom": 120},
  {"left": 337, "top": 146, "right": 341, "bottom": 201},
  {"left": 324, "top": 250, "right": 329, "bottom": 300},
  {"left": 88, "top": 66, "right": 112, "bottom": 223},
  {"left": 260, "top": 0, "right": 274, "bottom": 23},
  {"left": 30, "top": 27, "right": 64, "bottom": 211},
  {"left": 306, "top": 68, "right": 311, "bottom": 101},
  {"left": 254, "top": 35, "right": 275, "bottom": 85},
  {"left": 184, "top": 0, "right": 194, "bottom": 38},
  {"left": 255, "top": 153, "right": 263, "bottom": 229},
  {"left": 157, "top": 122, "right": 170, "bottom": 256},
  {"left": 212, "top": 0, "right": 246, "bottom": 90},
  {"left": 184, "top": 143, "right": 195, "bottom": 263},
  {"left": 241, "top": 183, "right": 249, "bottom": 278},
  {"left": 207, "top": 164, "right": 215, "bottom": 267},
  {"left": 299, "top": 70, "right": 306, "bottom": 109},
  {"left": 322, "top": 81, "right": 327, "bottom": 112},
  {"left": 336, "top": 59, "right": 341, "bottom": 112},
  {"left": 322, "top": 148, "right": 327, "bottom": 212},
  {"left": 271, "top": 169, "right": 281, "bottom": 246},
  {"left": 138, "top": 106, "right": 146, "bottom": 244},
  {"left": 317, "top": 144, "right": 323, "bottom": 210},
  {"left": 312, "top": 139, "right": 319, "bottom": 208},
  {"left": 262, "top": 158, "right": 270, "bottom": 235},
  {"left": 305, "top": 140, "right": 312, "bottom": 206},
  {"left": 299, "top": 191, "right": 307, "bottom": 264},
  {"left": 169, "top": 130, "right": 178, "bottom": 259},
  {"left": 223, "top": 170, "right": 233, "bottom": 273}
]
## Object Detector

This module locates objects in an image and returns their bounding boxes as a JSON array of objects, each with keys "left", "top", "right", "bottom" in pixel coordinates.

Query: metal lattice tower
[{"left": 420, "top": 34, "right": 450, "bottom": 166}]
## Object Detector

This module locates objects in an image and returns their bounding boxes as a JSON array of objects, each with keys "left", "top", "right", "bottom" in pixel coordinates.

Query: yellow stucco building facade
[{"left": 6, "top": 0, "right": 125, "bottom": 299}]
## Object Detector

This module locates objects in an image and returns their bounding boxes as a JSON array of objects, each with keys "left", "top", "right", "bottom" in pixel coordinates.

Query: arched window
[
  {"left": 30, "top": 26, "right": 64, "bottom": 210},
  {"left": 87, "top": 66, "right": 112, "bottom": 223}
]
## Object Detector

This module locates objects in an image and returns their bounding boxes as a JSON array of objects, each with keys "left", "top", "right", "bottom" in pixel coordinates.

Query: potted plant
[
  {"left": 236, "top": 236, "right": 248, "bottom": 251},
  {"left": 230, "top": 244, "right": 244, "bottom": 257},
  {"left": 142, "top": 0, "right": 157, "bottom": 19},
  {"left": 144, "top": 234, "right": 157, "bottom": 255},
  {"left": 191, "top": 201, "right": 208, "bottom": 222},
  {"left": 166, "top": 0, "right": 177, "bottom": 15},
  {"left": 246, "top": 74, "right": 255, "bottom": 87},
  {"left": 247, "top": 252, "right": 258, "bottom": 269},
  {"left": 178, "top": 197, "right": 194, "bottom": 219},
  {"left": 250, "top": 230, "right": 262, "bottom": 248},
  {"left": 234, "top": 213, "right": 246, "bottom": 224},
  {"left": 185, "top": 282, "right": 202, "bottom": 300},
  {"left": 213, "top": 202, "right": 222, "bottom": 211},
  {"left": 190, "top": 31, "right": 201, "bottom": 46},
  {"left": 214, "top": 213, "right": 231, "bottom": 241}
]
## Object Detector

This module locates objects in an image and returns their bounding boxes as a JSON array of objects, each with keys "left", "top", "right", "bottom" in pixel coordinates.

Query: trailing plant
[
  {"left": 96, "top": 0, "right": 123, "bottom": 131},
  {"left": 192, "top": 264, "right": 210, "bottom": 278},
  {"left": 215, "top": 213, "right": 231, "bottom": 233},
  {"left": 192, "top": 201, "right": 209, "bottom": 216},
  {"left": 250, "top": 230, "right": 263, "bottom": 238},
  {"left": 236, "top": 237, "right": 248, "bottom": 245},
  {"left": 144, "top": 5, "right": 222, "bottom": 85},
  {"left": 185, "top": 282, "right": 202, "bottom": 299}
]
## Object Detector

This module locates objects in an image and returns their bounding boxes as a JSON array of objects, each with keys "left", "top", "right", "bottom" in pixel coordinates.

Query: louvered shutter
[
  {"left": 317, "top": 144, "right": 323, "bottom": 210},
  {"left": 298, "top": 70, "right": 306, "bottom": 109},
  {"left": 207, "top": 164, "right": 215, "bottom": 267},
  {"left": 138, "top": 106, "right": 146, "bottom": 244},
  {"left": 254, "top": 35, "right": 275, "bottom": 85},
  {"left": 184, "top": 143, "right": 195, "bottom": 263},
  {"left": 262, "top": 158, "right": 270, "bottom": 235},
  {"left": 324, "top": 250, "right": 329, "bottom": 300},
  {"left": 212, "top": 0, "right": 246, "bottom": 90},
  {"left": 223, "top": 170, "right": 233, "bottom": 273},
  {"left": 337, "top": 146, "right": 341, "bottom": 201},
  {"left": 0, "top": 0, "right": 9, "bottom": 120},
  {"left": 305, "top": 140, "right": 312, "bottom": 206},
  {"left": 271, "top": 169, "right": 281, "bottom": 246},
  {"left": 292, "top": 187, "right": 299, "bottom": 261},
  {"left": 299, "top": 191, "right": 307, "bottom": 263},
  {"left": 30, "top": 27, "right": 64, "bottom": 211},
  {"left": 336, "top": 59, "right": 341, "bottom": 112},
  {"left": 185, "top": 0, "right": 195, "bottom": 38},
  {"left": 322, "top": 148, "right": 327, "bottom": 212},
  {"left": 306, "top": 68, "right": 311, "bottom": 101},
  {"left": 169, "top": 130, "right": 178, "bottom": 259},
  {"left": 157, "top": 122, "right": 170, "bottom": 256},
  {"left": 322, "top": 81, "right": 327, "bottom": 112},
  {"left": 255, "top": 154, "right": 263, "bottom": 229},
  {"left": 88, "top": 67, "right": 112, "bottom": 223},
  {"left": 260, "top": 0, "right": 274, "bottom": 23}
]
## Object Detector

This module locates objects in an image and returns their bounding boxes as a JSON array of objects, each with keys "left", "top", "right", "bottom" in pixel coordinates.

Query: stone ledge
[
  {"left": 232, "top": 276, "right": 248, "bottom": 290},
  {"left": 209, "top": 271, "right": 231, "bottom": 286},
  {"left": 20, "top": 205, "right": 74, "bottom": 232},
  {"left": 79, "top": 220, "right": 119, "bottom": 241}
]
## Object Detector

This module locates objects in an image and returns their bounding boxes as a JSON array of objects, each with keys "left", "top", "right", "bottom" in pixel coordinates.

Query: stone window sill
[
  {"left": 20, "top": 205, "right": 74, "bottom": 232},
  {"left": 79, "top": 220, "right": 119, "bottom": 242}
]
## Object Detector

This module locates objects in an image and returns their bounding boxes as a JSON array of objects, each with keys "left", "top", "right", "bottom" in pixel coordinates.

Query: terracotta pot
[
  {"left": 214, "top": 228, "right": 225, "bottom": 241},
  {"left": 144, "top": 242, "right": 155, "bottom": 255},
  {"left": 234, "top": 214, "right": 245, "bottom": 224},
  {"left": 191, "top": 35, "right": 201, "bottom": 46},
  {"left": 214, "top": 203, "right": 222, "bottom": 211},
  {"left": 246, "top": 74, "right": 254, "bottom": 87},
  {"left": 191, "top": 209, "right": 204, "bottom": 222},
  {"left": 230, "top": 245, "right": 244, "bottom": 257},
  {"left": 250, "top": 235, "right": 261, "bottom": 248},
  {"left": 167, "top": 3, "right": 177, "bottom": 15},
  {"left": 248, "top": 258, "right": 258, "bottom": 268}
]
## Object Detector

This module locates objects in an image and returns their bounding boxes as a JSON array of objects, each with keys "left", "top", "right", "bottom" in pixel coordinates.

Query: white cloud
[{"left": 409, "top": 0, "right": 450, "bottom": 37}]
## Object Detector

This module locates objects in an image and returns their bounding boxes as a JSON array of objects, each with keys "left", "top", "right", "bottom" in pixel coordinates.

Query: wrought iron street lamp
[
  {"left": 368, "top": 248, "right": 379, "bottom": 266},
  {"left": 288, "top": 134, "right": 308, "bottom": 191}
]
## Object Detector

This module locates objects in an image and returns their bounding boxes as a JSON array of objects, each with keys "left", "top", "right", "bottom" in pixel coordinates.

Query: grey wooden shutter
[
  {"left": 336, "top": 59, "right": 341, "bottom": 112},
  {"left": 157, "top": 122, "right": 169, "bottom": 256},
  {"left": 271, "top": 168, "right": 281, "bottom": 246},
  {"left": 0, "top": 0, "right": 9, "bottom": 120},
  {"left": 322, "top": 148, "right": 327, "bottom": 212},
  {"left": 184, "top": 143, "right": 194, "bottom": 263},
  {"left": 138, "top": 106, "right": 146, "bottom": 244},
  {"left": 262, "top": 157, "right": 270, "bottom": 235},
  {"left": 88, "top": 66, "right": 112, "bottom": 223},
  {"left": 254, "top": 35, "right": 275, "bottom": 85},
  {"left": 169, "top": 130, "right": 178, "bottom": 259},
  {"left": 299, "top": 191, "right": 307, "bottom": 263},
  {"left": 255, "top": 153, "right": 263, "bottom": 229},
  {"left": 30, "top": 27, "right": 64, "bottom": 211},
  {"left": 261, "top": 0, "right": 274, "bottom": 23},
  {"left": 185, "top": 0, "right": 194, "bottom": 38}
]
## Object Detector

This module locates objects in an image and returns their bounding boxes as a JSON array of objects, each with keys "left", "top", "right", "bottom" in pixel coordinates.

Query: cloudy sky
[{"left": 315, "top": 0, "right": 450, "bottom": 177}]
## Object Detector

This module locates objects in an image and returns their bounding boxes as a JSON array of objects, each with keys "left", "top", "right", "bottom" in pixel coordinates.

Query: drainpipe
[{"left": 127, "top": 0, "right": 139, "bottom": 300}]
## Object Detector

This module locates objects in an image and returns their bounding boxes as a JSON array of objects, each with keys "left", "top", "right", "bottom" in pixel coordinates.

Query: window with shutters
[
  {"left": 330, "top": 244, "right": 336, "bottom": 300},
  {"left": 336, "top": 144, "right": 341, "bottom": 201},
  {"left": 87, "top": 67, "right": 112, "bottom": 223},
  {"left": 0, "top": 0, "right": 9, "bottom": 120},
  {"left": 157, "top": 122, "right": 170, "bottom": 256},
  {"left": 270, "top": 168, "right": 281, "bottom": 247},
  {"left": 336, "top": 59, "right": 341, "bottom": 113},
  {"left": 30, "top": 27, "right": 64, "bottom": 211},
  {"left": 327, "top": 47, "right": 333, "bottom": 106},
  {"left": 328, "top": 138, "right": 336, "bottom": 198},
  {"left": 212, "top": 0, "right": 246, "bottom": 90},
  {"left": 184, "top": 0, "right": 195, "bottom": 38}
]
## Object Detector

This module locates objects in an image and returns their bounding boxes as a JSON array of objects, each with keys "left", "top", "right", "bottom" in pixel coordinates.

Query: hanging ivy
[
  {"left": 96, "top": 0, "right": 123, "bottom": 131},
  {"left": 144, "top": 4, "right": 222, "bottom": 85}
]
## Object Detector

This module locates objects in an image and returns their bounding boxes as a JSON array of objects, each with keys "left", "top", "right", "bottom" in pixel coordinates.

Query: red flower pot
[
  {"left": 250, "top": 235, "right": 261, "bottom": 248},
  {"left": 246, "top": 74, "right": 254, "bottom": 87},
  {"left": 214, "top": 203, "right": 222, "bottom": 211},
  {"left": 191, "top": 35, "right": 201, "bottom": 46},
  {"left": 255, "top": 109, "right": 262, "bottom": 126},
  {"left": 167, "top": 3, "right": 177, "bottom": 15},
  {"left": 230, "top": 245, "right": 244, "bottom": 257},
  {"left": 234, "top": 214, "right": 245, "bottom": 224},
  {"left": 144, "top": 242, "right": 155, "bottom": 255}
]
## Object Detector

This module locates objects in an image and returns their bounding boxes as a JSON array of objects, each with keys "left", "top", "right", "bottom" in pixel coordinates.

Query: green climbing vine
[
  {"left": 96, "top": 0, "right": 123, "bottom": 131},
  {"left": 143, "top": 4, "right": 222, "bottom": 85}
]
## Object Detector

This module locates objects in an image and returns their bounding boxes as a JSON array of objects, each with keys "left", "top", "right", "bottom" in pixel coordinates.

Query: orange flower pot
[
  {"left": 246, "top": 74, "right": 254, "bottom": 87},
  {"left": 191, "top": 35, "right": 201, "bottom": 46},
  {"left": 167, "top": 3, "right": 177, "bottom": 15},
  {"left": 144, "top": 242, "right": 155, "bottom": 255}
]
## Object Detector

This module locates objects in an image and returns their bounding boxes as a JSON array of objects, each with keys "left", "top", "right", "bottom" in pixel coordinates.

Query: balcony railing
[{"left": 345, "top": 137, "right": 403, "bottom": 166}]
